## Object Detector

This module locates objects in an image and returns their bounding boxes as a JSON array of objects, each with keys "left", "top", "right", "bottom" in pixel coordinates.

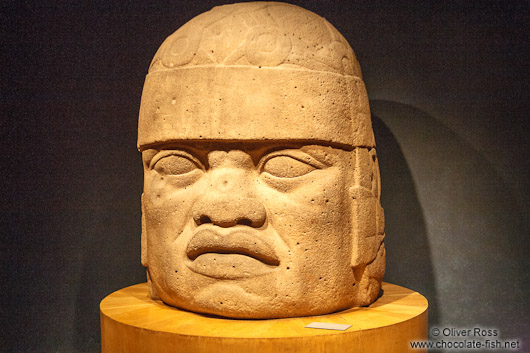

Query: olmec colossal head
[{"left": 138, "top": 2, "right": 385, "bottom": 319}]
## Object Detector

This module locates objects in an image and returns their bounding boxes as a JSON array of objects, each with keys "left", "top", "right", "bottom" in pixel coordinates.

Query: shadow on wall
[
  {"left": 371, "top": 100, "right": 529, "bottom": 341},
  {"left": 371, "top": 112, "right": 440, "bottom": 325}
]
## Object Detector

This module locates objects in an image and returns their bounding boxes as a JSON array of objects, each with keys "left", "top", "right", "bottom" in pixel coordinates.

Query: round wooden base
[{"left": 100, "top": 282, "right": 428, "bottom": 353}]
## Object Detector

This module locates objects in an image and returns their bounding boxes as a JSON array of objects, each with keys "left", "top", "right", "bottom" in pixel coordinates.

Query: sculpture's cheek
[
  {"left": 142, "top": 171, "right": 206, "bottom": 295},
  {"left": 250, "top": 165, "right": 355, "bottom": 313},
  {"left": 259, "top": 166, "right": 350, "bottom": 246}
]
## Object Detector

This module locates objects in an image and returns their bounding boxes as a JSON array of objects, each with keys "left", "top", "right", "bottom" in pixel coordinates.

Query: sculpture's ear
[
  {"left": 141, "top": 193, "right": 148, "bottom": 267},
  {"left": 349, "top": 148, "right": 386, "bottom": 305},
  {"left": 349, "top": 148, "right": 379, "bottom": 269}
]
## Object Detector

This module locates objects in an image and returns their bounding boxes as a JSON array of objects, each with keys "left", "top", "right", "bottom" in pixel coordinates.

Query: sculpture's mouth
[{"left": 185, "top": 228, "right": 280, "bottom": 279}]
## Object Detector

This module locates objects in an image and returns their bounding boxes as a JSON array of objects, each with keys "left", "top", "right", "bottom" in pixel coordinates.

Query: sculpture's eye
[
  {"left": 261, "top": 154, "right": 318, "bottom": 178},
  {"left": 151, "top": 153, "right": 202, "bottom": 176}
]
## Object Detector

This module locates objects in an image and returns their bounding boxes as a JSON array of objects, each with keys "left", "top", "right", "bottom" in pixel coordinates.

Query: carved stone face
[
  {"left": 138, "top": 2, "right": 385, "bottom": 319},
  {"left": 142, "top": 143, "right": 357, "bottom": 318}
]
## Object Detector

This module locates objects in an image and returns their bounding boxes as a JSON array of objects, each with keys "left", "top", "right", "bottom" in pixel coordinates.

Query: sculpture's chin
[{"left": 155, "top": 280, "right": 356, "bottom": 319}]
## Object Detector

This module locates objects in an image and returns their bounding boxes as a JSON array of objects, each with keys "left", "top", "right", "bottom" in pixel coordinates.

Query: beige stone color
[{"left": 138, "top": 1, "right": 385, "bottom": 319}]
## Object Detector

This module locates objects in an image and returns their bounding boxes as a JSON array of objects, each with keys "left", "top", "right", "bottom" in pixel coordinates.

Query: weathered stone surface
[{"left": 138, "top": 1, "right": 385, "bottom": 319}]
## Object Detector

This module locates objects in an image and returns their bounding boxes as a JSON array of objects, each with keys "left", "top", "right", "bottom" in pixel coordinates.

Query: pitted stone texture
[
  {"left": 138, "top": 68, "right": 373, "bottom": 148},
  {"left": 148, "top": 2, "right": 361, "bottom": 76},
  {"left": 138, "top": 2, "right": 385, "bottom": 319}
]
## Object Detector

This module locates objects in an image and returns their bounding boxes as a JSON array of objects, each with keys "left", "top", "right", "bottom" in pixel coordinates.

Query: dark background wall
[{"left": 1, "top": 1, "right": 528, "bottom": 352}]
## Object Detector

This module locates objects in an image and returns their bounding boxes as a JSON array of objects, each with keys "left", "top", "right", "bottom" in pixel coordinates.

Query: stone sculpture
[{"left": 138, "top": 1, "right": 385, "bottom": 319}]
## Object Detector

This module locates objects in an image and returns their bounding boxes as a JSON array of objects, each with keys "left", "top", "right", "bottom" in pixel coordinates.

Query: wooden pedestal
[{"left": 100, "top": 282, "right": 428, "bottom": 353}]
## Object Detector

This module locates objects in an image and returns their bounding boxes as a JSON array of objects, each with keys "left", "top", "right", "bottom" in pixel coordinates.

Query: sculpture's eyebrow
[
  {"left": 148, "top": 149, "right": 205, "bottom": 171},
  {"left": 258, "top": 149, "right": 330, "bottom": 170}
]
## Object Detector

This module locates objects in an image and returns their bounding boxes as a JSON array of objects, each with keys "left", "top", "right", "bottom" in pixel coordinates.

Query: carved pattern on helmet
[{"left": 149, "top": 2, "right": 360, "bottom": 77}]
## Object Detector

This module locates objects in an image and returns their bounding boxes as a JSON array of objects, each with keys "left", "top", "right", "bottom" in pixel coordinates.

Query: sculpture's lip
[
  {"left": 186, "top": 228, "right": 280, "bottom": 267},
  {"left": 186, "top": 253, "right": 278, "bottom": 279}
]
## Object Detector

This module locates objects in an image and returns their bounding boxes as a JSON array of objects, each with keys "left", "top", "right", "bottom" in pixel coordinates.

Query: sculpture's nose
[
  {"left": 192, "top": 194, "right": 266, "bottom": 228},
  {"left": 192, "top": 161, "right": 266, "bottom": 228}
]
